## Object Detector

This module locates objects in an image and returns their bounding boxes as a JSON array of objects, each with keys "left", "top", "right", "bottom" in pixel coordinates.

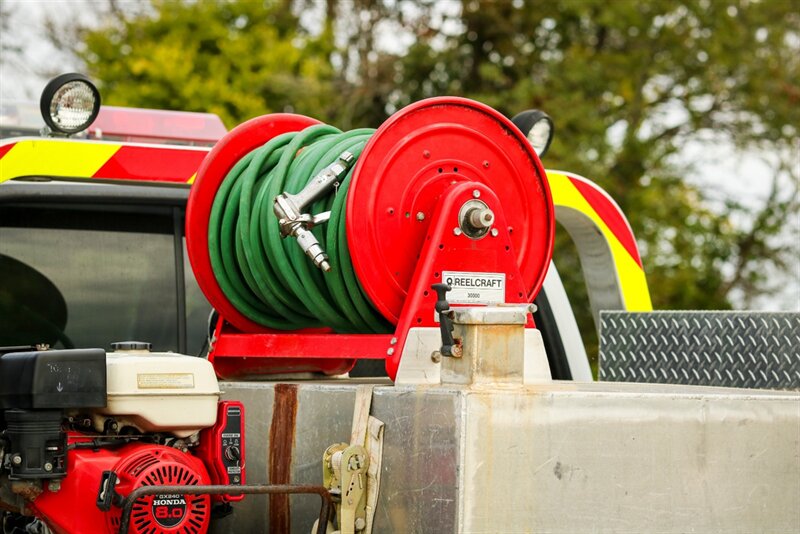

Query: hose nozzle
[{"left": 274, "top": 150, "right": 356, "bottom": 271}]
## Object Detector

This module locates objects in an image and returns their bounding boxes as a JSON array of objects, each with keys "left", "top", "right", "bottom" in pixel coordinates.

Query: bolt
[
  {"left": 390, "top": 337, "right": 397, "bottom": 345},
  {"left": 491, "top": 228, "right": 499, "bottom": 237},
  {"left": 431, "top": 351, "right": 442, "bottom": 363},
  {"left": 355, "top": 518, "right": 367, "bottom": 531},
  {"left": 387, "top": 347, "right": 395, "bottom": 356},
  {"left": 423, "top": 150, "right": 431, "bottom": 158},
  {"left": 348, "top": 454, "right": 364, "bottom": 470},
  {"left": 416, "top": 212, "right": 425, "bottom": 221},
  {"left": 483, "top": 160, "right": 490, "bottom": 168},
  {"left": 11, "top": 454, "right": 22, "bottom": 466},
  {"left": 472, "top": 189, "right": 481, "bottom": 198},
  {"left": 467, "top": 207, "right": 494, "bottom": 229},
  {"left": 453, "top": 227, "right": 462, "bottom": 236},
  {"left": 48, "top": 480, "right": 61, "bottom": 493},
  {"left": 43, "top": 462, "right": 53, "bottom": 472}
]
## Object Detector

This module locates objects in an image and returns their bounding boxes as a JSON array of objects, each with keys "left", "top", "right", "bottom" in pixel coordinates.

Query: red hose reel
[{"left": 186, "top": 97, "right": 554, "bottom": 380}]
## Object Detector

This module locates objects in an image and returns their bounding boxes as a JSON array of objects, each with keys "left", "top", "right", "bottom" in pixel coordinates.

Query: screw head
[
  {"left": 43, "top": 462, "right": 53, "bottom": 472},
  {"left": 355, "top": 518, "right": 367, "bottom": 530},
  {"left": 491, "top": 228, "right": 499, "bottom": 237},
  {"left": 11, "top": 454, "right": 22, "bottom": 466},
  {"left": 416, "top": 212, "right": 425, "bottom": 221},
  {"left": 390, "top": 337, "right": 397, "bottom": 345},
  {"left": 387, "top": 347, "right": 395, "bottom": 356},
  {"left": 472, "top": 189, "right": 481, "bottom": 198},
  {"left": 453, "top": 227, "right": 462, "bottom": 236}
]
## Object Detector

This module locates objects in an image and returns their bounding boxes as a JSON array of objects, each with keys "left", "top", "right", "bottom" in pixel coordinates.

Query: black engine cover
[{"left": 0, "top": 348, "right": 107, "bottom": 409}]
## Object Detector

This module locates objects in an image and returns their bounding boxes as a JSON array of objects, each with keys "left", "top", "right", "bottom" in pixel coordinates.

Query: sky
[{"left": 1, "top": 0, "right": 798, "bottom": 311}]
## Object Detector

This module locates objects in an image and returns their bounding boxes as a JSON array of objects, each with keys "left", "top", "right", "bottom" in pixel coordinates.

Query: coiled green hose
[{"left": 208, "top": 124, "right": 391, "bottom": 334}]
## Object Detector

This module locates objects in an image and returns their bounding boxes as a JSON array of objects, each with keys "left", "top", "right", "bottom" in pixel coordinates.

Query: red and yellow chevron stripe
[
  {"left": 0, "top": 139, "right": 209, "bottom": 185},
  {"left": 547, "top": 170, "right": 652, "bottom": 311},
  {"left": 0, "top": 138, "right": 651, "bottom": 312}
]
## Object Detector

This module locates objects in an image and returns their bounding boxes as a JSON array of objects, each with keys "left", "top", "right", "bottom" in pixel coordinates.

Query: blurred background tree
[{"left": 43, "top": 0, "right": 799, "bottom": 367}]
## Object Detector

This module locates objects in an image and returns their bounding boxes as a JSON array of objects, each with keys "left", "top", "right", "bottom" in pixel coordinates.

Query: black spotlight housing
[
  {"left": 511, "top": 109, "right": 554, "bottom": 158},
  {"left": 40, "top": 73, "right": 101, "bottom": 135}
]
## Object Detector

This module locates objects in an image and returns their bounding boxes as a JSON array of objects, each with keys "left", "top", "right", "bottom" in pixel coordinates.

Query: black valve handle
[{"left": 432, "top": 283, "right": 459, "bottom": 357}]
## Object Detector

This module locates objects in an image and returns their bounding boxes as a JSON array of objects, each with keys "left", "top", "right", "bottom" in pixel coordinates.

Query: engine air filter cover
[{"left": 0, "top": 348, "right": 106, "bottom": 409}]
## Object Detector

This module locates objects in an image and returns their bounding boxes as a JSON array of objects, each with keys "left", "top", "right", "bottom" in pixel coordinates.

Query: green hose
[{"left": 208, "top": 124, "right": 391, "bottom": 334}]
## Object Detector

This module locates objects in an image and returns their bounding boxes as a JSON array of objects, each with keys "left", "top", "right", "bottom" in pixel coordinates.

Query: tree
[
  {"left": 49, "top": 0, "right": 799, "bottom": 366},
  {"left": 61, "top": 0, "right": 338, "bottom": 126},
  {"left": 0, "top": 0, "right": 21, "bottom": 60}
]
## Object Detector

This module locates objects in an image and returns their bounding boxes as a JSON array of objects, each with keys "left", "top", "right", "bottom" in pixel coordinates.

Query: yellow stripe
[
  {"left": 187, "top": 172, "right": 197, "bottom": 185},
  {"left": 0, "top": 139, "right": 122, "bottom": 184},
  {"left": 548, "top": 171, "right": 652, "bottom": 311}
]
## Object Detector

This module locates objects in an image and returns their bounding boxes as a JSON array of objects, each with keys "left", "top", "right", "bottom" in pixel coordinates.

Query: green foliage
[
  {"left": 76, "top": 0, "right": 337, "bottom": 126},
  {"left": 54, "top": 0, "right": 799, "bottom": 366}
]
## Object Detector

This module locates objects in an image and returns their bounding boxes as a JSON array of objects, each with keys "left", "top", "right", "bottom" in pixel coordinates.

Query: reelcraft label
[
  {"left": 137, "top": 373, "right": 195, "bottom": 389},
  {"left": 442, "top": 271, "right": 506, "bottom": 304}
]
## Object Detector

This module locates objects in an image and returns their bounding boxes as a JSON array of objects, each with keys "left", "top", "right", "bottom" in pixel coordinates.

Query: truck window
[{"left": 0, "top": 204, "right": 209, "bottom": 353}]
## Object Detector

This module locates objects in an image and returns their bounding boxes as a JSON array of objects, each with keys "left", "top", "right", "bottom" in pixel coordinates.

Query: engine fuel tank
[{"left": 87, "top": 346, "right": 220, "bottom": 438}]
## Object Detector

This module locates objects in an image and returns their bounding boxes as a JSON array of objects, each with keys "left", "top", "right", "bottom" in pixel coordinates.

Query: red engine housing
[{"left": 29, "top": 435, "right": 212, "bottom": 534}]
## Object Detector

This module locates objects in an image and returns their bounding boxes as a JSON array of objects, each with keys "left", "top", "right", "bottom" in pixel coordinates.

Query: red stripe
[
  {"left": 569, "top": 176, "right": 643, "bottom": 267},
  {"left": 92, "top": 146, "right": 207, "bottom": 183},
  {"left": 0, "top": 142, "right": 16, "bottom": 160}
]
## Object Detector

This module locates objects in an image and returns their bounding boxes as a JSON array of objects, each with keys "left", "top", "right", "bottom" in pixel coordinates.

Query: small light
[
  {"left": 40, "top": 73, "right": 101, "bottom": 135},
  {"left": 511, "top": 109, "right": 554, "bottom": 158}
]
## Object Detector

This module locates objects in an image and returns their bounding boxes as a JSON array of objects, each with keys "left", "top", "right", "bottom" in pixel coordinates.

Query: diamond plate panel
[{"left": 599, "top": 312, "right": 800, "bottom": 390}]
